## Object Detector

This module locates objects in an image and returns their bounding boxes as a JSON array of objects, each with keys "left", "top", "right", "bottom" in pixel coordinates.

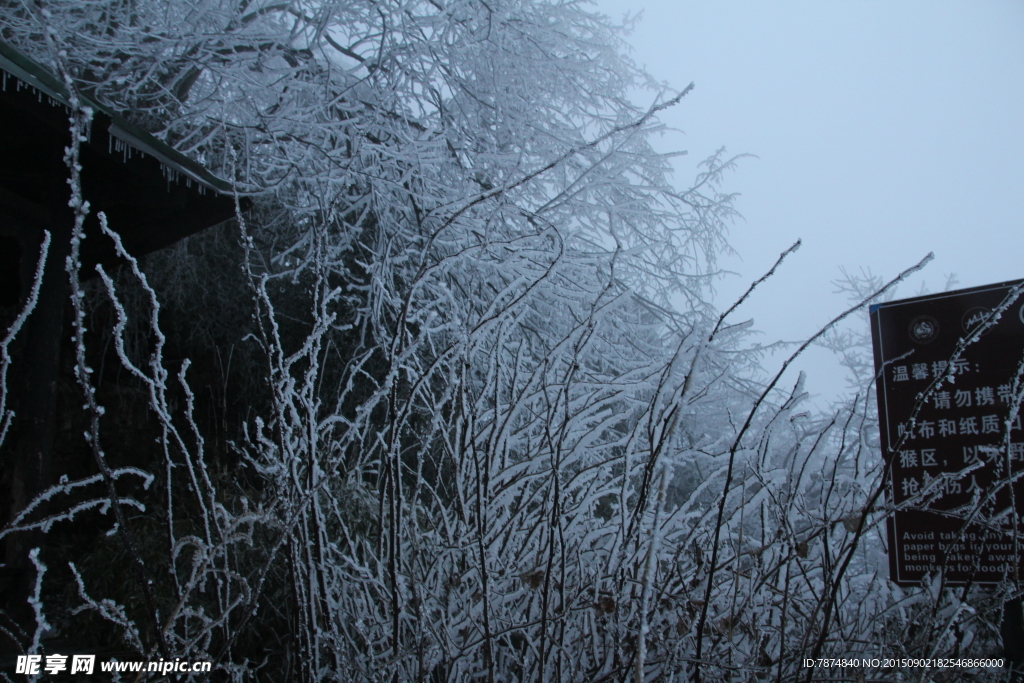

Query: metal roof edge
[
  {"left": 0, "top": 38, "right": 72, "bottom": 108},
  {"left": 0, "top": 37, "right": 236, "bottom": 196}
]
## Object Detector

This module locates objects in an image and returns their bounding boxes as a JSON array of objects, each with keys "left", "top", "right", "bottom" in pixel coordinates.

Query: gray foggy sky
[{"left": 594, "top": 0, "right": 1024, "bottom": 401}]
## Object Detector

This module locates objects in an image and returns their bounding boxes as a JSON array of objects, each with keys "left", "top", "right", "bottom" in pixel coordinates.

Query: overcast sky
[{"left": 594, "top": 0, "right": 1024, "bottom": 402}]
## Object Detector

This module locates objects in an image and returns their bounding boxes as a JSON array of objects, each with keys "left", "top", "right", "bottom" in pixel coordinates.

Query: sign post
[{"left": 871, "top": 279, "right": 1024, "bottom": 587}]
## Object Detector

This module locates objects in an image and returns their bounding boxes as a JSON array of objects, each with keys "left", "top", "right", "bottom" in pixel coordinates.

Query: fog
[{"left": 596, "top": 0, "right": 1024, "bottom": 401}]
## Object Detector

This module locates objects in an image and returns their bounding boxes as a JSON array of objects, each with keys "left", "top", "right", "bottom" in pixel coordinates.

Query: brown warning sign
[{"left": 870, "top": 279, "right": 1024, "bottom": 586}]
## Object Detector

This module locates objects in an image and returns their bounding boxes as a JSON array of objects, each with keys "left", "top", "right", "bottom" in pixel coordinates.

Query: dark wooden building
[{"left": 0, "top": 38, "right": 245, "bottom": 640}]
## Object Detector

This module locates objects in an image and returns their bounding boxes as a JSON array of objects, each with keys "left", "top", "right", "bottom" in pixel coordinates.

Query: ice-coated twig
[{"left": 0, "top": 230, "right": 49, "bottom": 449}]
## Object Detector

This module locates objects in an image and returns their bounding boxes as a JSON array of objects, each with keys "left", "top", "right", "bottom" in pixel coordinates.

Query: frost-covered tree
[{"left": 0, "top": 1, "right": 1011, "bottom": 681}]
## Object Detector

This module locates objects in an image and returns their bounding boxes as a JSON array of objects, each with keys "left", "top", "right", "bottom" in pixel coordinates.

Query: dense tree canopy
[{"left": 0, "top": 1, "right": 1013, "bottom": 681}]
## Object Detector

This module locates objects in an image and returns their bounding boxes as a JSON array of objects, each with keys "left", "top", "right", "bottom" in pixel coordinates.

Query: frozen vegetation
[{"left": 0, "top": 1, "right": 1015, "bottom": 680}]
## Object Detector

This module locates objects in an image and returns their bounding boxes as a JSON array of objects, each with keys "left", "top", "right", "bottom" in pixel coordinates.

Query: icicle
[{"left": 162, "top": 163, "right": 182, "bottom": 191}]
